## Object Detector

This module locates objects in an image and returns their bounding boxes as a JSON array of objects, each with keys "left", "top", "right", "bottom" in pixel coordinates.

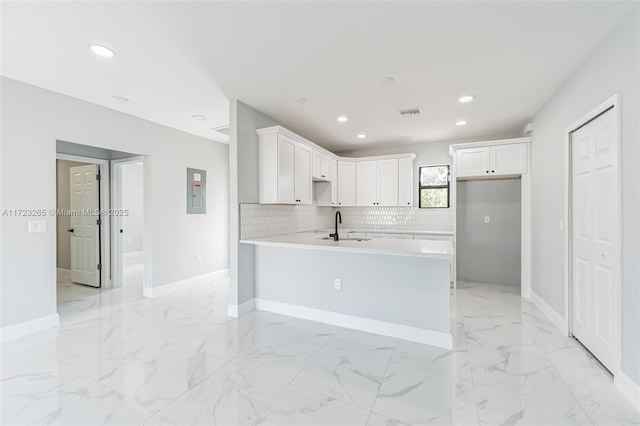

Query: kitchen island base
[{"left": 249, "top": 243, "right": 452, "bottom": 349}]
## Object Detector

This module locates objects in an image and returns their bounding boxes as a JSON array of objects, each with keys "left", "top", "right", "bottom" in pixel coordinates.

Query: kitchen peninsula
[{"left": 240, "top": 231, "right": 454, "bottom": 348}]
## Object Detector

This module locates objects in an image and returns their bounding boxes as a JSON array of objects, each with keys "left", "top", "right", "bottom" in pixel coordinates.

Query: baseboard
[
  {"left": 254, "top": 298, "right": 452, "bottom": 349},
  {"left": 0, "top": 313, "right": 60, "bottom": 342},
  {"left": 143, "top": 268, "right": 229, "bottom": 298},
  {"left": 529, "top": 290, "right": 568, "bottom": 334},
  {"left": 227, "top": 298, "right": 256, "bottom": 318},
  {"left": 615, "top": 370, "right": 640, "bottom": 410}
]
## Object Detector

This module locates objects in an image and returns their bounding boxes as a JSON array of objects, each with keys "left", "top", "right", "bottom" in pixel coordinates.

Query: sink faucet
[{"left": 330, "top": 211, "right": 342, "bottom": 241}]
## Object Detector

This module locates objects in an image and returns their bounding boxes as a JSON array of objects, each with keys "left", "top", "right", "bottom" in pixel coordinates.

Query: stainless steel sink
[{"left": 316, "top": 237, "right": 370, "bottom": 242}]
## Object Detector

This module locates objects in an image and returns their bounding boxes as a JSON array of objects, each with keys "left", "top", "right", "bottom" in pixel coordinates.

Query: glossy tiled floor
[{"left": 2, "top": 272, "right": 639, "bottom": 425}]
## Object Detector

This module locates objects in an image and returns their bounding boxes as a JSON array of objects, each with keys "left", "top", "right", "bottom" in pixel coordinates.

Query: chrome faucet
[{"left": 330, "top": 211, "right": 342, "bottom": 241}]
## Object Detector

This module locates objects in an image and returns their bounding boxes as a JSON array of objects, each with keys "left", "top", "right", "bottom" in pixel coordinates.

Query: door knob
[
  {"left": 120, "top": 229, "right": 124, "bottom": 234},
  {"left": 67, "top": 228, "right": 74, "bottom": 233}
]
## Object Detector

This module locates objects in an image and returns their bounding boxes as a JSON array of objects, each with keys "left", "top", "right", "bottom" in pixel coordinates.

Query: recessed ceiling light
[
  {"left": 458, "top": 95, "right": 475, "bottom": 103},
  {"left": 357, "top": 134, "right": 366, "bottom": 139},
  {"left": 89, "top": 44, "right": 116, "bottom": 58},
  {"left": 337, "top": 116, "right": 348, "bottom": 123},
  {"left": 456, "top": 120, "right": 468, "bottom": 126},
  {"left": 296, "top": 97, "right": 307, "bottom": 104},
  {"left": 113, "top": 95, "right": 130, "bottom": 104},
  {"left": 192, "top": 114, "right": 207, "bottom": 121}
]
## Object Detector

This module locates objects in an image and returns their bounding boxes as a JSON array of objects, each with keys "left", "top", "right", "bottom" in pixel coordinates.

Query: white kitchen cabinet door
[
  {"left": 337, "top": 161, "right": 356, "bottom": 206},
  {"left": 377, "top": 158, "right": 399, "bottom": 206},
  {"left": 295, "top": 143, "right": 312, "bottom": 204},
  {"left": 455, "top": 147, "right": 491, "bottom": 177},
  {"left": 398, "top": 157, "right": 413, "bottom": 206},
  {"left": 356, "top": 161, "right": 377, "bottom": 206},
  {"left": 330, "top": 159, "right": 338, "bottom": 206},
  {"left": 312, "top": 152, "right": 332, "bottom": 181},
  {"left": 312, "top": 152, "right": 322, "bottom": 180},
  {"left": 277, "top": 135, "right": 296, "bottom": 204},
  {"left": 490, "top": 143, "right": 527, "bottom": 176}
]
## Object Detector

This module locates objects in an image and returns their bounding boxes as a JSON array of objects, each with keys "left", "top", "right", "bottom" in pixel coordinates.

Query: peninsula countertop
[{"left": 240, "top": 231, "right": 454, "bottom": 259}]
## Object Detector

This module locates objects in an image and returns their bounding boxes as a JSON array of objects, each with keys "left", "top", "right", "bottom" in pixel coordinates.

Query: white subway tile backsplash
[{"left": 240, "top": 204, "right": 453, "bottom": 239}]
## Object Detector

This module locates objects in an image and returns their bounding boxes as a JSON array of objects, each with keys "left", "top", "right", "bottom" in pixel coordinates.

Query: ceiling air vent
[{"left": 398, "top": 108, "right": 421, "bottom": 118}]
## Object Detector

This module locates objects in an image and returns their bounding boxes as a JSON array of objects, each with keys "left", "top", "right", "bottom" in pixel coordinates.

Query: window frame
[{"left": 418, "top": 164, "right": 451, "bottom": 209}]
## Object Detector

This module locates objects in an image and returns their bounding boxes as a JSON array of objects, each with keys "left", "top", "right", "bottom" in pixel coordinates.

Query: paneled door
[
  {"left": 70, "top": 164, "right": 100, "bottom": 287},
  {"left": 571, "top": 107, "right": 618, "bottom": 372}
]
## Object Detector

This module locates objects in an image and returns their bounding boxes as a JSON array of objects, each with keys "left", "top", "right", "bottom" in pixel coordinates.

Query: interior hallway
[{"left": 1, "top": 274, "right": 638, "bottom": 425}]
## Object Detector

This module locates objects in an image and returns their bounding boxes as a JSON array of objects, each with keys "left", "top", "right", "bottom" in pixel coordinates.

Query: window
[{"left": 419, "top": 165, "right": 450, "bottom": 208}]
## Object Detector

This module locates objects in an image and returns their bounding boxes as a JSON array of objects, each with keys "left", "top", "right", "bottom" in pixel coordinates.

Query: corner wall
[
  {"left": 1, "top": 78, "right": 229, "bottom": 329},
  {"left": 530, "top": 9, "right": 640, "bottom": 383}
]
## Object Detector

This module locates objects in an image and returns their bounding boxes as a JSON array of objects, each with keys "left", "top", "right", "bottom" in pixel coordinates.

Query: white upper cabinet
[
  {"left": 454, "top": 141, "right": 527, "bottom": 178},
  {"left": 376, "top": 159, "right": 399, "bottom": 206},
  {"left": 258, "top": 126, "right": 415, "bottom": 207},
  {"left": 337, "top": 161, "right": 356, "bottom": 206},
  {"left": 312, "top": 151, "right": 331, "bottom": 181},
  {"left": 490, "top": 143, "right": 527, "bottom": 175},
  {"left": 295, "top": 143, "right": 312, "bottom": 204},
  {"left": 258, "top": 131, "right": 312, "bottom": 204},
  {"left": 398, "top": 157, "right": 414, "bottom": 206},
  {"left": 356, "top": 161, "right": 377, "bottom": 206},
  {"left": 356, "top": 159, "right": 398, "bottom": 206}
]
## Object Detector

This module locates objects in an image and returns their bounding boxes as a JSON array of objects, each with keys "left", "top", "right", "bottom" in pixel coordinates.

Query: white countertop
[
  {"left": 315, "top": 228, "right": 454, "bottom": 236},
  {"left": 240, "top": 231, "right": 454, "bottom": 260}
]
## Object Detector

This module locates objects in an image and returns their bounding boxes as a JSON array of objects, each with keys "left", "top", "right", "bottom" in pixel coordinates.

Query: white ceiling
[{"left": 2, "top": 1, "right": 637, "bottom": 151}]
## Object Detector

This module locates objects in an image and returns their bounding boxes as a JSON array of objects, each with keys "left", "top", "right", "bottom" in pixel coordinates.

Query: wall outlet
[
  {"left": 196, "top": 253, "right": 202, "bottom": 263},
  {"left": 484, "top": 216, "right": 490, "bottom": 224},
  {"left": 334, "top": 278, "right": 342, "bottom": 291}
]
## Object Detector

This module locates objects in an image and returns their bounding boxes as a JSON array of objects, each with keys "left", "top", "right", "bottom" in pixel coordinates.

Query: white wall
[
  {"left": 229, "top": 100, "right": 283, "bottom": 307},
  {"left": 531, "top": 9, "right": 640, "bottom": 383},
  {"left": 456, "top": 179, "right": 521, "bottom": 286},
  {"left": 0, "top": 78, "right": 229, "bottom": 329},
  {"left": 55, "top": 159, "right": 89, "bottom": 269},
  {"left": 121, "top": 163, "right": 144, "bottom": 254}
]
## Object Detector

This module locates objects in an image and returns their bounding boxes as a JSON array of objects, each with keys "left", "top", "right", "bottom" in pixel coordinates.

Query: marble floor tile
[
  {"left": 104, "top": 345, "right": 228, "bottom": 413},
  {"left": 291, "top": 344, "right": 389, "bottom": 410},
  {"left": 239, "top": 331, "right": 325, "bottom": 382},
  {"left": 257, "top": 384, "right": 371, "bottom": 426},
  {"left": 4, "top": 274, "right": 637, "bottom": 425},
  {"left": 326, "top": 329, "right": 397, "bottom": 361},
  {"left": 372, "top": 362, "right": 476, "bottom": 424},
  {"left": 474, "top": 384, "right": 593, "bottom": 425},
  {"left": 390, "top": 341, "right": 472, "bottom": 378},
  {"left": 159, "top": 362, "right": 288, "bottom": 425}
]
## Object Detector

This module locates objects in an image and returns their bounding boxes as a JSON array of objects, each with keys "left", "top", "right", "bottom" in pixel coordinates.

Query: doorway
[
  {"left": 56, "top": 155, "right": 109, "bottom": 288},
  {"left": 567, "top": 96, "right": 621, "bottom": 375},
  {"left": 456, "top": 178, "right": 522, "bottom": 291},
  {"left": 111, "top": 158, "right": 145, "bottom": 290}
]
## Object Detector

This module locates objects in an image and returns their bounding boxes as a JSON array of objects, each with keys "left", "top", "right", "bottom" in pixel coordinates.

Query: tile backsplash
[
  {"left": 317, "top": 206, "right": 453, "bottom": 232},
  {"left": 240, "top": 204, "right": 453, "bottom": 239}
]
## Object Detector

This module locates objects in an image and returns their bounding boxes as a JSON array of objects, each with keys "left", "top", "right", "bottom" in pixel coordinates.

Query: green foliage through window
[{"left": 419, "top": 165, "right": 450, "bottom": 208}]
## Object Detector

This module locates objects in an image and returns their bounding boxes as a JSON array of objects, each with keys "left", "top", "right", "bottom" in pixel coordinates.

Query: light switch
[
  {"left": 28, "top": 220, "right": 47, "bottom": 233},
  {"left": 484, "top": 216, "right": 490, "bottom": 224}
]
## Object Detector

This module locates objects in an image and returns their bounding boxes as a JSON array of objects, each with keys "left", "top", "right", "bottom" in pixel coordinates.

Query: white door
[
  {"left": 70, "top": 164, "right": 100, "bottom": 287},
  {"left": 376, "top": 159, "right": 399, "bottom": 206},
  {"left": 295, "top": 143, "right": 312, "bottom": 204},
  {"left": 337, "top": 161, "right": 356, "bottom": 206},
  {"left": 571, "top": 108, "right": 618, "bottom": 372},
  {"left": 356, "top": 161, "right": 377, "bottom": 206},
  {"left": 330, "top": 159, "right": 338, "bottom": 206}
]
